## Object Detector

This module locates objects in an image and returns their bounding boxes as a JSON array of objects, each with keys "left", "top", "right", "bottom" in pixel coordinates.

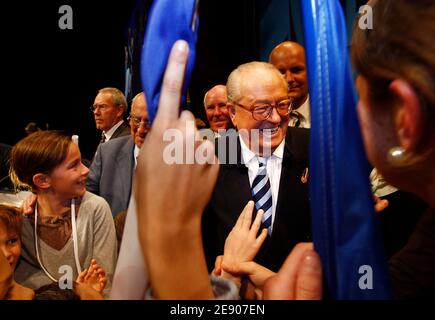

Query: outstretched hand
[
  {"left": 219, "top": 201, "right": 268, "bottom": 285},
  {"left": 76, "top": 259, "right": 107, "bottom": 293},
  {"left": 134, "top": 40, "right": 219, "bottom": 299}
]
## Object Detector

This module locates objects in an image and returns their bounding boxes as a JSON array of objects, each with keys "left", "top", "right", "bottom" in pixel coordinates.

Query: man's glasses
[
  {"left": 233, "top": 99, "right": 292, "bottom": 121},
  {"left": 128, "top": 114, "right": 151, "bottom": 129},
  {"left": 90, "top": 104, "right": 113, "bottom": 113}
]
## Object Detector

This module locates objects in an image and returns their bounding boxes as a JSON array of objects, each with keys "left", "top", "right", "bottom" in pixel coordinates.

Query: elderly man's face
[
  {"left": 230, "top": 71, "right": 290, "bottom": 155},
  {"left": 204, "top": 86, "right": 231, "bottom": 132},
  {"left": 92, "top": 92, "right": 124, "bottom": 132},
  {"left": 270, "top": 43, "right": 308, "bottom": 108},
  {"left": 129, "top": 94, "right": 149, "bottom": 148}
]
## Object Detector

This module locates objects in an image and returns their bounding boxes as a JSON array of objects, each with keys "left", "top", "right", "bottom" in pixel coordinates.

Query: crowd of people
[{"left": 0, "top": 0, "right": 434, "bottom": 300}]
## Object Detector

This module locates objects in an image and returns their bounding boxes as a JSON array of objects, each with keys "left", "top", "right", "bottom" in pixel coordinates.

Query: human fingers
[
  {"left": 374, "top": 198, "right": 389, "bottom": 213},
  {"left": 96, "top": 268, "right": 106, "bottom": 277},
  {"left": 212, "top": 255, "right": 223, "bottom": 276},
  {"left": 295, "top": 250, "right": 322, "bottom": 300},
  {"left": 263, "top": 242, "right": 314, "bottom": 299},
  {"left": 234, "top": 201, "right": 251, "bottom": 230},
  {"left": 255, "top": 228, "right": 268, "bottom": 248},
  {"left": 99, "top": 277, "right": 107, "bottom": 291},
  {"left": 223, "top": 261, "right": 275, "bottom": 289},
  {"left": 22, "top": 194, "right": 37, "bottom": 215},
  {"left": 154, "top": 40, "right": 189, "bottom": 127},
  {"left": 250, "top": 209, "right": 264, "bottom": 236},
  {"left": 76, "top": 270, "right": 87, "bottom": 283},
  {"left": 242, "top": 201, "right": 255, "bottom": 231}
]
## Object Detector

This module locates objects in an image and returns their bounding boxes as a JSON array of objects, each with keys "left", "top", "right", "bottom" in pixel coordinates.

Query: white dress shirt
[
  {"left": 289, "top": 96, "right": 311, "bottom": 128},
  {"left": 103, "top": 120, "right": 125, "bottom": 142},
  {"left": 239, "top": 136, "right": 285, "bottom": 231},
  {"left": 134, "top": 145, "right": 140, "bottom": 169}
]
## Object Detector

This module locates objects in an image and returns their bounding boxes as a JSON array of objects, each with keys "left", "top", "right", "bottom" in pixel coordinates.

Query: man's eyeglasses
[
  {"left": 90, "top": 104, "right": 113, "bottom": 113},
  {"left": 232, "top": 99, "right": 292, "bottom": 121},
  {"left": 128, "top": 114, "right": 151, "bottom": 129}
]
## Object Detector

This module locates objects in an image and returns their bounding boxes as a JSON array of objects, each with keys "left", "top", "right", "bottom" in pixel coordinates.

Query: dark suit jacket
[
  {"left": 87, "top": 136, "right": 135, "bottom": 216},
  {"left": 202, "top": 128, "right": 312, "bottom": 272},
  {"left": 110, "top": 120, "right": 131, "bottom": 141}
]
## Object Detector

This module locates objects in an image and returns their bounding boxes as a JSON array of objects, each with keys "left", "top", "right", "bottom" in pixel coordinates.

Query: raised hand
[
  {"left": 221, "top": 201, "right": 268, "bottom": 274},
  {"left": 134, "top": 40, "right": 219, "bottom": 299},
  {"left": 76, "top": 259, "right": 107, "bottom": 293}
]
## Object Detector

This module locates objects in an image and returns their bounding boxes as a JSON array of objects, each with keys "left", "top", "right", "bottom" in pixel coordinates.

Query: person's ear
[
  {"left": 227, "top": 103, "right": 237, "bottom": 127},
  {"left": 32, "top": 173, "right": 51, "bottom": 190},
  {"left": 389, "top": 79, "right": 423, "bottom": 152},
  {"left": 117, "top": 105, "right": 125, "bottom": 118}
]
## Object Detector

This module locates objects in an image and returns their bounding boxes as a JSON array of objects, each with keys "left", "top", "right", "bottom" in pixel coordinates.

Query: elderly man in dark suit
[
  {"left": 87, "top": 92, "right": 150, "bottom": 216},
  {"left": 202, "top": 62, "right": 311, "bottom": 273},
  {"left": 91, "top": 87, "right": 131, "bottom": 143}
]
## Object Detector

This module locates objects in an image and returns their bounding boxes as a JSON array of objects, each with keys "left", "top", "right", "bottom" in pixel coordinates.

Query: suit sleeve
[{"left": 86, "top": 144, "right": 103, "bottom": 195}]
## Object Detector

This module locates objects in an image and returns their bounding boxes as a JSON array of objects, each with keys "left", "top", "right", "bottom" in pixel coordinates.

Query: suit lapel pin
[{"left": 301, "top": 167, "right": 309, "bottom": 184}]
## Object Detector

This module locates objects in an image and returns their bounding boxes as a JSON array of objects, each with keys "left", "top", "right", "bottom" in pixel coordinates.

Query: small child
[
  {"left": 0, "top": 204, "right": 33, "bottom": 299},
  {"left": 9, "top": 131, "right": 117, "bottom": 297}
]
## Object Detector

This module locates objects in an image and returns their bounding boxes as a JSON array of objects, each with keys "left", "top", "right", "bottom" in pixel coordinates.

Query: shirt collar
[
  {"left": 104, "top": 120, "right": 124, "bottom": 140},
  {"left": 296, "top": 95, "right": 310, "bottom": 123},
  {"left": 239, "top": 134, "right": 285, "bottom": 165},
  {"left": 134, "top": 144, "right": 140, "bottom": 167}
]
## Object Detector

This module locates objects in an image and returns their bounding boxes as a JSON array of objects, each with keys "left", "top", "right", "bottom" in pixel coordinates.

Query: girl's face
[
  {"left": 0, "top": 222, "right": 21, "bottom": 271},
  {"left": 47, "top": 143, "right": 89, "bottom": 200}
]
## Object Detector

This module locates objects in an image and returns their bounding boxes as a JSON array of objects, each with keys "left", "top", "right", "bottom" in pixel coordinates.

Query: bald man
[
  {"left": 203, "top": 85, "right": 232, "bottom": 136},
  {"left": 269, "top": 41, "right": 311, "bottom": 128}
]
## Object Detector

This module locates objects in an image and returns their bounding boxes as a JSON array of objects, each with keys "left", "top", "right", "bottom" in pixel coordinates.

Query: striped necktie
[
  {"left": 100, "top": 132, "right": 106, "bottom": 143},
  {"left": 251, "top": 158, "right": 273, "bottom": 234},
  {"left": 290, "top": 110, "right": 302, "bottom": 128}
]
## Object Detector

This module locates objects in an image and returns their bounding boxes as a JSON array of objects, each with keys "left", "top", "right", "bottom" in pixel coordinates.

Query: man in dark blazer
[
  {"left": 87, "top": 92, "right": 150, "bottom": 216},
  {"left": 202, "top": 62, "right": 311, "bottom": 273},
  {"left": 91, "top": 87, "right": 131, "bottom": 143}
]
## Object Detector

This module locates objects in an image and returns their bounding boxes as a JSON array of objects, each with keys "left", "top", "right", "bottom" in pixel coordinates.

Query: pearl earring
[{"left": 387, "top": 146, "right": 406, "bottom": 166}]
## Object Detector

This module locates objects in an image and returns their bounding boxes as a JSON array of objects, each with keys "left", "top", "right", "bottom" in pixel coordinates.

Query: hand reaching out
[
  {"left": 76, "top": 259, "right": 107, "bottom": 293},
  {"left": 22, "top": 193, "right": 37, "bottom": 216},
  {"left": 222, "top": 201, "right": 268, "bottom": 270},
  {"left": 134, "top": 40, "right": 219, "bottom": 299}
]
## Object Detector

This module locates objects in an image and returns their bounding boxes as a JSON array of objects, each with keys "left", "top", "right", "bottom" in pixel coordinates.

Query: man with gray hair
[
  {"left": 202, "top": 61, "right": 311, "bottom": 274},
  {"left": 91, "top": 87, "right": 131, "bottom": 143},
  {"left": 87, "top": 92, "right": 150, "bottom": 216}
]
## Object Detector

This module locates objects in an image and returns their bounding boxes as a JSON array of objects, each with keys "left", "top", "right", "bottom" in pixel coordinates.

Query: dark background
[
  {"left": 1, "top": 0, "right": 261, "bottom": 160},
  {"left": 1, "top": 0, "right": 364, "bottom": 160}
]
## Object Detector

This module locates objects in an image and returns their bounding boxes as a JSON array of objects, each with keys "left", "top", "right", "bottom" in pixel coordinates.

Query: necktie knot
[
  {"left": 100, "top": 132, "right": 106, "bottom": 143},
  {"left": 290, "top": 110, "right": 302, "bottom": 128}
]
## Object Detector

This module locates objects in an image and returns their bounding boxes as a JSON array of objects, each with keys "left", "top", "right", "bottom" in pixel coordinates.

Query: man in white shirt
[
  {"left": 91, "top": 87, "right": 131, "bottom": 143},
  {"left": 203, "top": 85, "right": 233, "bottom": 137},
  {"left": 87, "top": 92, "right": 149, "bottom": 216},
  {"left": 202, "top": 62, "right": 311, "bottom": 273},
  {"left": 269, "top": 41, "right": 311, "bottom": 128}
]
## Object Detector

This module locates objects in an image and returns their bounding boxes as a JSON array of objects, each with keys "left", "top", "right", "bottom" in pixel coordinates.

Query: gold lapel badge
[{"left": 301, "top": 167, "right": 309, "bottom": 184}]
